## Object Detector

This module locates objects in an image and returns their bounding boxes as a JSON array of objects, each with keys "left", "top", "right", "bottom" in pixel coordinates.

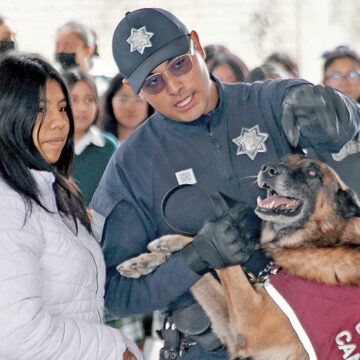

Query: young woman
[
  {"left": 265, "top": 51, "right": 300, "bottom": 78},
  {"left": 322, "top": 45, "right": 360, "bottom": 101},
  {"left": 245, "top": 63, "right": 287, "bottom": 82},
  {"left": 0, "top": 54, "right": 140, "bottom": 360},
  {"left": 103, "top": 73, "right": 152, "bottom": 144},
  {"left": 310, "top": 44, "right": 360, "bottom": 196},
  {"left": 63, "top": 69, "right": 118, "bottom": 205},
  {"left": 0, "top": 14, "right": 16, "bottom": 53},
  {"left": 55, "top": 21, "right": 113, "bottom": 95},
  {"left": 204, "top": 44, "right": 249, "bottom": 83}
]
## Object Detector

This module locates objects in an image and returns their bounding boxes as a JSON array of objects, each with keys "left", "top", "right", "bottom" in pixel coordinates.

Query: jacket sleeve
[
  {"left": 0, "top": 216, "right": 142, "bottom": 359},
  {"left": 101, "top": 200, "right": 202, "bottom": 317},
  {"left": 328, "top": 89, "right": 360, "bottom": 149},
  {"left": 255, "top": 79, "right": 360, "bottom": 153}
]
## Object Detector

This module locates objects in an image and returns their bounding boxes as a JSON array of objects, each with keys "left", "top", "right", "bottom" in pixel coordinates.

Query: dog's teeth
[
  {"left": 269, "top": 200, "right": 275, "bottom": 209},
  {"left": 257, "top": 196, "right": 262, "bottom": 206}
]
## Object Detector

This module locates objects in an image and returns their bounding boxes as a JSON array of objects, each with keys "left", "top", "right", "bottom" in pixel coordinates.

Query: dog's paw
[
  {"left": 116, "top": 252, "right": 169, "bottom": 278},
  {"left": 147, "top": 234, "right": 193, "bottom": 253}
]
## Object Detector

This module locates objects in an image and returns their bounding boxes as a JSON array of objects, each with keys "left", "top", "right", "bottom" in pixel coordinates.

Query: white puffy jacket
[{"left": 0, "top": 170, "right": 141, "bottom": 360}]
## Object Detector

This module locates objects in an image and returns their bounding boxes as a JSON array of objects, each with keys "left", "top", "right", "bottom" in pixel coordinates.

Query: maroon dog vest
[{"left": 265, "top": 269, "right": 360, "bottom": 360}]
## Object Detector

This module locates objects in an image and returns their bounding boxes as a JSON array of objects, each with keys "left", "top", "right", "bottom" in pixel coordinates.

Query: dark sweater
[{"left": 72, "top": 131, "right": 118, "bottom": 205}]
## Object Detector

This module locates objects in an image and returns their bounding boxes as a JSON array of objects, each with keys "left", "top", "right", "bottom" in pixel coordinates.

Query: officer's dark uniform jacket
[{"left": 90, "top": 77, "right": 360, "bottom": 359}]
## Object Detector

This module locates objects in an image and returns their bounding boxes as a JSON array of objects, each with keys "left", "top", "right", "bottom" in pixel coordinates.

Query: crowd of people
[{"left": 0, "top": 8, "right": 360, "bottom": 360}]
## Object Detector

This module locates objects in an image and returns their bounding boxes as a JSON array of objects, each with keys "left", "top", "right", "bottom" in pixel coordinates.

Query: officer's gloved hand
[
  {"left": 281, "top": 84, "right": 353, "bottom": 151},
  {"left": 181, "top": 202, "right": 261, "bottom": 275}
]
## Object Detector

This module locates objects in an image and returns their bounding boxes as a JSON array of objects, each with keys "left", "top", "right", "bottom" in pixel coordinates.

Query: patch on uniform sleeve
[
  {"left": 91, "top": 210, "right": 106, "bottom": 243},
  {"left": 232, "top": 125, "right": 268, "bottom": 160}
]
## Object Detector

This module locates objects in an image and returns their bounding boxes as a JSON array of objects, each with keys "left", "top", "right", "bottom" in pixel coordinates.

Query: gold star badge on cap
[{"left": 126, "top": 26, "right": 154, "bottom": 55}]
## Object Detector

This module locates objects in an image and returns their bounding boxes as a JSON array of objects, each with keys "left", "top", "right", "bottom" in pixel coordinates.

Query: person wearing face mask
[
  {"left": 0, "top": 15, "right": 16, "bottom": 54},
  {"left": 55, "top": 21, "right": 113, "bottom": 96}
]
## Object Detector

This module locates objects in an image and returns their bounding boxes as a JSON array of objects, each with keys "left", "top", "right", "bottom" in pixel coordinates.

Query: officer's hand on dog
[
  {"left": 181, "top": 202, "right": 260, "bottom": 275},
  {"left": 281, "top": 84, "right": 353, "bottom": 151}
]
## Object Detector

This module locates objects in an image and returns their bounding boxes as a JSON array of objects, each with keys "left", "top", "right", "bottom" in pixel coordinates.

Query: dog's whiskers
[
  {"left": 240, "top": 175, "right": 258, "bottom": 187},
  {"left": 240, "top": 175, "right": 257, "bottom": 181}
]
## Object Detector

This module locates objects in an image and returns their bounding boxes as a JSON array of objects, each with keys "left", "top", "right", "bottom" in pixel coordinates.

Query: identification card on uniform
[{"left": 175, "top": 168, "right": 197, "bottom": 185}]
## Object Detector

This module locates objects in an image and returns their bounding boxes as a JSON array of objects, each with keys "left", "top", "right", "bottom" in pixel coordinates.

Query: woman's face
[
  {"left": 112, "top": 84, "right": 148, "bottom": 130},
  {"left": 55, "top": 28, "right": 91, "bottom": 70},
  {"left": 212, "top": 64, "right": 237, "bottom": 83},
  {"left": 33, "top": 79, "right": 70, "bottom": 164},
  {"left": 0, "top": 19, "right": 16, "bottom": 41},
  {"left": 324, "top": 57, "right": 360, "bottom": 100},
  {"left": 70, "top": 80, "right": 97, "bottom": 138}
]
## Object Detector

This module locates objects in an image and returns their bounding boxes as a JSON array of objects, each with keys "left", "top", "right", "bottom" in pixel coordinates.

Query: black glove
[
  {"left": 181, "top": 202, "right": 261, "bottom": 275},
  {"left": 281, "top": 84, "right": 353, "bottom": 151}
]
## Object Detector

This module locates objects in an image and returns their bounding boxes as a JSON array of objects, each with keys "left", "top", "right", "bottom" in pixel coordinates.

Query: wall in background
[{"left": 2, "top": 0, "right": 360, "bottom": 83}]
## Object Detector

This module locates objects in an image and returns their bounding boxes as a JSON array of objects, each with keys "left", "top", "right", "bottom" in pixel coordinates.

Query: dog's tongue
[{"left": 258, "top": 195, "right": 292, "bottom": 208}]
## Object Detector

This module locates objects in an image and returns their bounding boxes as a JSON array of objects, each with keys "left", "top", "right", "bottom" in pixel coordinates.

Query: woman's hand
[
  {"left": 87, "top": 208, "right": 93, "bottom": 222},
  {"left": 123, "top": 348, "right": 138, "bottom": 360}
]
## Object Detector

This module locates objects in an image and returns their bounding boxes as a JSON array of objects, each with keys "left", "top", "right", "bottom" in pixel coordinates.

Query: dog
[{"left": 118, "top": 155, "right": 360, "bottom": 360}]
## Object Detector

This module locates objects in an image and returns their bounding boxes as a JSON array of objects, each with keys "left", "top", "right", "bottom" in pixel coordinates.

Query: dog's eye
[{"left": 307, "top": 169, "right": 317, "bottom": 177}]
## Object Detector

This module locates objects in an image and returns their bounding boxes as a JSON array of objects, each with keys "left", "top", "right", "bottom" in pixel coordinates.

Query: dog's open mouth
[{"left": 256, "top": 184, "right": 302, "bottom": 216}]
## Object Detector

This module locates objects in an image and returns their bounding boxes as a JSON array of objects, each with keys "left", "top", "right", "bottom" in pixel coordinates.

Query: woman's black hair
[
  {"left": 204, "top": 45, "right": 249, "bottom": 82},
  {"left": 62, "top": 68, "right": 101, "bottom": 125},
  {"left": 245, "top": 63, "right": 283, "bottom": 82},
  {"left": 204, "top": 44, "right": 230, "bottom": 64},
  {"left": 103, "top": 73, "right": 153, "bottom": 138},
  {"left": 265, "top": 51, "right": 299, "bottom": 78},
  {"left": 0, "top": 54, "right": 91, "bottom": 232},
  {"left": 322, "top": 45, "right": 360, "bottom": 73}
]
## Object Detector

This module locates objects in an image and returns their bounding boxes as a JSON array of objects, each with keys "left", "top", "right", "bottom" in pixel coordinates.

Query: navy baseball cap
[{"left": 112, "top": 8, "right": 191, "bottom": 94}]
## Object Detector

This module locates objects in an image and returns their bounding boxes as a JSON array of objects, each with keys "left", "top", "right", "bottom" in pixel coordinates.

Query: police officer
[{"left": 91, "top": 8, "right": 360, "bottom": 359}]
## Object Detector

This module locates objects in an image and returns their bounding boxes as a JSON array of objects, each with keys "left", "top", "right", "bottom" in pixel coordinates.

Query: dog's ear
[{"left": 336, "top": 188, "right": 360, "bottom": 219}]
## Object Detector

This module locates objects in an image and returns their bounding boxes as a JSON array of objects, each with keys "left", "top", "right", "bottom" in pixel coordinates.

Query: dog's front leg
[
  {"left": 217, "top": 266, "right": 306, "bottom": 359},
  {"left": 190, "top": 273, "right": 246, "bottom": 357}
]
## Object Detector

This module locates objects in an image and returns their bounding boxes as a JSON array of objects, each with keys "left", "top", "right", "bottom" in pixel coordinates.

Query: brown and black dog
[{"left": 118, "top": 155, "right": 360, "bottom": 360}]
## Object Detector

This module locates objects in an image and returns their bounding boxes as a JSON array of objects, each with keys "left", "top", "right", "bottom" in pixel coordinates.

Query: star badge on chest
[
  {"left": 232, "top": 125, "right": 269, "bottom": 160},
  {"left": 126, "top": 26, "right": 154, "bottom": 54}
]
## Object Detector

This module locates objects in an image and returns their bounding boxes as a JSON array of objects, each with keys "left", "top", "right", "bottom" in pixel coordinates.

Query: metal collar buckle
[{"left": 246, "top": 261, "right": 274, "bottom": 284}]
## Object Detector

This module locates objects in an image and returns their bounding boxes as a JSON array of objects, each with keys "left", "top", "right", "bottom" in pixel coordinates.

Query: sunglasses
[{"left": 141, "top": 40, "right": 194, "bottom": 96}]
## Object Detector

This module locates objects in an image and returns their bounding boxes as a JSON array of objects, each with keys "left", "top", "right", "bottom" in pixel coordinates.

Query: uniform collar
[{"left": 75, "top": 125, "right": 105, "bottom": 155}]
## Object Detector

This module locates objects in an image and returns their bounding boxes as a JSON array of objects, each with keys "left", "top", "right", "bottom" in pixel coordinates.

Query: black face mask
[
  {"left": 56, "top": 52, "right": 77, "bottom": 69},
  {"left": 0, "top": 40, "right": 15, "bottom": 53}
]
